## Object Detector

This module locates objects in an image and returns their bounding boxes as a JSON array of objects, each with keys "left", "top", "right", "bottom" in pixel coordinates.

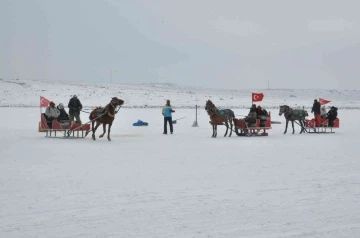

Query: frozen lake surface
[{"left": 0, "top": 108, "right": 359, "bottom": 237}]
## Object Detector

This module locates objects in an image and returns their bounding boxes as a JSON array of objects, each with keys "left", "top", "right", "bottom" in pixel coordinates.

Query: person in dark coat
[
  {"left": 311, "top": 99, "right": 321, "bottom": 126},
  {"left": 57, "top": 103, "right": 69, "bottom": 121},
  {"left": 68, "top": 95, "right": 83, "bottom": 124},
  {"left": 311, "top": 99, "right": 321, "bottom": 116},
  {"left": 326, "top": 106, "right": 338, "bottom": 127},
  {"left": 245, "top": 105, "right": 257, "bottom": 125}
]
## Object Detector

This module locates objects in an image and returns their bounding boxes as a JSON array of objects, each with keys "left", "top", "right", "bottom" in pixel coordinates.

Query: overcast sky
[{"left": 1, "top": 0, "right": 359, "bottom": 89}]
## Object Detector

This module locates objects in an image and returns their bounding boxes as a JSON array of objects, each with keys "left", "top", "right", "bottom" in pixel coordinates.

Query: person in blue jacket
[{"left": 162, "top": 99, "right": 175, "bottom": 134}]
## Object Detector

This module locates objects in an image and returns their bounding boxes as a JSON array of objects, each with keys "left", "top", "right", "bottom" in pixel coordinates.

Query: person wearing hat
[
  {"left": 57, "top": 103, "right": 69, "bottom": 121},
  {"left": 326, "top": 106, "right": 338, "bottom": 127},
  {"left": 68, "top": 95, "right": 83, "bottom": 124},
  {"left": 245, "top": 104, "right": 257, "bottom": 126},
  {"left": 311, "top": 99, "right": 321, "bottom": 126},
  {"left": 162, "top": 99, "right": 175, "bottom": 134},
  {"left": 311, "top": 99, "right": 321, "bottom": 116},
  {"left": 45, "top": 101, "right": 60, "bottom": 128}
]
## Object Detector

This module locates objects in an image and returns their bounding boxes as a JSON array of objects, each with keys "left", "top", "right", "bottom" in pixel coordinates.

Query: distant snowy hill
[{"left": 1, "top": 78, "right": 360, "bottom": 109}]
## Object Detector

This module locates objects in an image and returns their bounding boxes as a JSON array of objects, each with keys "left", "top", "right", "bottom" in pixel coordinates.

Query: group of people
[
  {"left": 44, "top": 95, "right": 83, "bottom": 128},
  {"left": 311, "top": 99, "right": 338, "bottom": 127},
  {"left": 244, "top": 104, "right": 268, "bottom": 126},
  {"left": 45, "top": 96, "right": 339, "bottom": 132}
]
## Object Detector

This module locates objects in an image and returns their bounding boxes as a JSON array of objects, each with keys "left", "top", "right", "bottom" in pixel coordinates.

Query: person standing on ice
[
  {"left": 162, "top": 99, "right": 175, "bottom": 134},
  {"left": 68, "top": 95, "right": 83, "bottom": 124}
]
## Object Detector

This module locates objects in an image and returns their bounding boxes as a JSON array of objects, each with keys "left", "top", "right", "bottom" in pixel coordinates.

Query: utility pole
[{"left": 192, "top": 105, "right": 199, "bottom": 127}]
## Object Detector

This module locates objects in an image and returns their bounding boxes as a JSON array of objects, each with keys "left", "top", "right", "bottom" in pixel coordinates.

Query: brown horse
[
  {"left": 205, "top": 100, "right": 235, "bottom": 137},
  {"left": 89, "top": 97, "right": 124, "bottom": 141}
]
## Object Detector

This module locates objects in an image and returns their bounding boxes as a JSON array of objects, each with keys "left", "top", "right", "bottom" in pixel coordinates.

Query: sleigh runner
[{"left": 304, "top": 117, "right": 340, "bottom": 133}]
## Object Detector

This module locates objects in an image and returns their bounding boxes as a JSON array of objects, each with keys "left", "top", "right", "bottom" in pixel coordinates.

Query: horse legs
[
  {"left": 284, "top": 120, "right": 289, "bottom": 134},
  {"left": 211, "top": 123, "right": 215, "bottom": 137},
  {"left": 298, "top": 120, "right": 303, "bottom": 134},
  {"left": 107, "top": 122, "right": 112, "bottom": 141},
  {"left": 214, "top": 124, "right": 217, "bottom": 137},
  {"left": 229, "top": 119, "right": 233, "bottom": 137},
  {"left": 292, "top": 121, "right": 295, "bottom": 134},
  {"left": 92, "top": 121, "right": 101, "bottom": 140},
  {"left": 224, "top": 121, "right": 229, "bottom": 137},
  {"left": 99, "top": 123, "right": 106, "bottom": 138}
]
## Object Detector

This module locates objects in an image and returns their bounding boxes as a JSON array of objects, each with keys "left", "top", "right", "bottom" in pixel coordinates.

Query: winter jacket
[
  {"left": 68, "top": 98, "right": 83, "bottom": 115},
  {"left": 57, "top": 107, "right": 69, "bottom": 120},
  {"left": 327, "top": 107, "right": 338, "bottom": 119},
  {"left": 247, "top": 109, "right": 257, "bottom": 119},
  {"left": 45, "top": 106, "right": 60, "bottom": 118},
  {"left": 162, "top": 105, "right": 174, "bottom": 117},
  {"left": 311, "top": 101, "right": 321, "bottom": 114}
]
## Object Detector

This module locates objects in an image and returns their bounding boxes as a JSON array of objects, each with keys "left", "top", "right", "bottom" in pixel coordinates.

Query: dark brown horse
[
  {"left": 89, "top": 97, "right": 124, "bottom": 141},
  {"left": 205, "top": 100, "right": 235, "bottom": 137}
]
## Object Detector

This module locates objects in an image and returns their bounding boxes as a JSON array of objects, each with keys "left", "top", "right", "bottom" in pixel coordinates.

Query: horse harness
[{"left": 105, "top": 102, "right": 121, "bottom": 118}]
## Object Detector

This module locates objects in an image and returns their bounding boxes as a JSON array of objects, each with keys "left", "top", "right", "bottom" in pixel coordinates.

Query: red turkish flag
[
  {"left": 252, "top": 93, "right": 264, "bottom": 102},
  {"left": 319, "top": 98, "right": 330, "bottom": 105},
  {"left": 40, "top": 96, "right": 50, "bottom": 107}
]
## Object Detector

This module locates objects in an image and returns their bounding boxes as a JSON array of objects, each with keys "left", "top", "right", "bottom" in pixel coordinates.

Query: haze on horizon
[{"left": 1, "top": 0, "right": 359, "bottom": 90}]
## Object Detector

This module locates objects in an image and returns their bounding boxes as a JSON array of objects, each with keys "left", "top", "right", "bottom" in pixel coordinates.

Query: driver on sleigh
[{"left": 244, "top": 104, "right": 257, "bottom": 126}]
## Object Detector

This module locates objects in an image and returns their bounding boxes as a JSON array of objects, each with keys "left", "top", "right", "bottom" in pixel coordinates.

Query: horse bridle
[
  {"left": 107, "top": 100, "right": 122, "bottom": 117},
  {"left": 205, "top": 104, "right": 215, "bottom": 115},
  {"left": 280, "top": 106, "right": 292, "bottom": 118}
]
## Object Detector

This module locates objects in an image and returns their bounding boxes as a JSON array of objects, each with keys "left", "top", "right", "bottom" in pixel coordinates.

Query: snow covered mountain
[{"left": 1, "top": 78, "right": 360, "bottom": 109}]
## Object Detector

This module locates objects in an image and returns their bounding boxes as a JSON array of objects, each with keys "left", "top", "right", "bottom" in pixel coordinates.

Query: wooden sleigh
[
  {"left": 233, "top": 112, "right": 272, "bottom": 136},
  {"left": 304, "top": 116, "right": 340, "bottom": 133},
  {"left": 39, "top": 113, "right": 90, "bottom": 138},
  {"left": 210, "top": 112, "right": 273, "bottom": 137}
]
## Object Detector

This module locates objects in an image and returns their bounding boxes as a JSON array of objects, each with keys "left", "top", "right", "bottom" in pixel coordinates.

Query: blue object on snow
[{"left": 132, "top": 120, "right": 148, "bottom": 126}]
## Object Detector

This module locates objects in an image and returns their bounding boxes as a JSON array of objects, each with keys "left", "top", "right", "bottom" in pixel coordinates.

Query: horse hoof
[
  {"left": 99, "top": 135, "right": 103, "bottom": 138},
  {"left": 108, "top": 138, "right": 111, "bottom": 141}
]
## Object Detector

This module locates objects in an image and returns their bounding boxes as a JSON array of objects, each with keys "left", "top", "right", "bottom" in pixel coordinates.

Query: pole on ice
[{"left": 192, "top": 104, "right": 198, "bottom": 127}]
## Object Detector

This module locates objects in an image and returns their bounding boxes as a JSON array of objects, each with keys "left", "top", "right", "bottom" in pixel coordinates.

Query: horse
[
  {"left": 278, "top": 105, "right": 308, "bottom": 134},
  {"left": 205, "top": 100, "right": 235, "bottom": 137},
  {"left": 89, "top": 97, "right": 124, "bottom": 141}
]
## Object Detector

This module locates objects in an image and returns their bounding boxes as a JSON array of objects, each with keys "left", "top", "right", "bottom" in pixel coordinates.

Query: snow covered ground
[
  {"left": 0, "top": 107, "right": 359, "bottom": 237},
  {"left": 1, "top": 78, "right": 360, "bottom": 109}
]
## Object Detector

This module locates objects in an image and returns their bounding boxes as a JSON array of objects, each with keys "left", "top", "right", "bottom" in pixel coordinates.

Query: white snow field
[
  {"left": 2, "top": 78, "right": 360, "bottom": 109},
  {"left": 0, "top": 107, "right": 359, "bottom": 238}
]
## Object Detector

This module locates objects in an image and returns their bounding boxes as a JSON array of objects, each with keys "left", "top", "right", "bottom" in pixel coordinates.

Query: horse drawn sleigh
[
  {"left": 205, "top": 100, "right": 272, "bottom": 137},
  {"left": 278, "top": 105, "right": 340, "bottom": 134},
  {"left": 38, "top": 96, "right": 124, "bottom": 140},
  {"left": 39, "top": 114, "right": 91, "bottom": 138}
]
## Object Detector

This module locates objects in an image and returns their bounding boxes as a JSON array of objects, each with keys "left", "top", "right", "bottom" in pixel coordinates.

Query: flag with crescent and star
[
  {"left": 252, "top": 93, "right": 264, "bottom": 103},
  {"left": 40, "top": 96, "right": 51, "bottom": 107}
]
